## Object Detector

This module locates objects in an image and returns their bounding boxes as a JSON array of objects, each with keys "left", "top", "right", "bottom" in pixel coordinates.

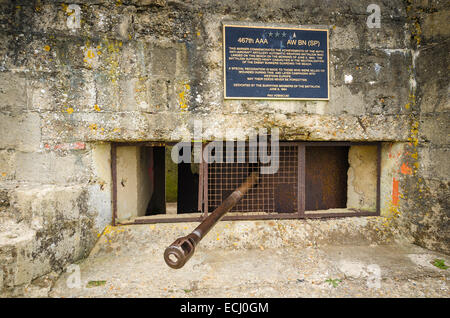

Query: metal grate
[{"left": 206, "top": 142, "right": 299, "bottom": 213}]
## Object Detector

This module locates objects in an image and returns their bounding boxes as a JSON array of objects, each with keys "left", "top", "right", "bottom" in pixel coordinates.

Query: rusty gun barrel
[{"left": 164, "top": 171, "right": 259, "bottom": 269}]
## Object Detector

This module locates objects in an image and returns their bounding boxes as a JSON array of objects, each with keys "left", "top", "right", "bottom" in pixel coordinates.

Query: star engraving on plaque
[
  {"left": 275, "top": 31, "right": 280, "bottom": 37},
  {"left": 268, "top": 31, "right": 273, "bottom": 37},
  {"left": 282, "top": 31, "right": 287, "bottom": 37}
]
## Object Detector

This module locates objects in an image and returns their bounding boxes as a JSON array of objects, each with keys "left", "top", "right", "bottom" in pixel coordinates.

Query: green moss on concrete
[{"left": 165, "top": 146, "right": 177, "bottom": 203}]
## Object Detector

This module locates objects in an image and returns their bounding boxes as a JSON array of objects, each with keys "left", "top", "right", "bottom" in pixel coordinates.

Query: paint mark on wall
[
  {"left": 400, "top": 162, "right": 412, "bottom": 175},
  {"left": 45, "top": 142, "right": 86, "bottom": 151},
  {"left": 392, "top": 177, "right": 399, "bottom": 206}
]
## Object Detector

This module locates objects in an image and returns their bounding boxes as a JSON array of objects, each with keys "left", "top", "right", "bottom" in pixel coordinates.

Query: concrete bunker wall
[{"left": 0, "top": 0, "right": 448, "bottom": 295}]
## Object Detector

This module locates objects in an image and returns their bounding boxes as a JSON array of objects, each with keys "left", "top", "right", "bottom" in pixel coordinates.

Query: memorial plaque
[{"left": 223, "top": 24, "right": 329, "bottom": 100}]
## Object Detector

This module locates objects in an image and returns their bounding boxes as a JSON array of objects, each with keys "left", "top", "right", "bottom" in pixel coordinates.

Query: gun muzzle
[
  {"left": 164, "top": 233, "right": 200, "bottom": 269},
  {"left": 164, "top": 172, "right": 259, "bottom": 269}
]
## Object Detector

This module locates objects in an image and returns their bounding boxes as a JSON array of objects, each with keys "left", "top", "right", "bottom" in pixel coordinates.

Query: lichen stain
[
  {"left": 102, "top": 39, "right": 122, "bottom": 84},
  {"left": 100, "top": 225, "right": 125, "bottom": 239},
  {"left": 178, "top": 82, "right": 191, "bottom": 111},
  {"left": 83, "top": 47, "right": 98, "bottom": 69},
  {"left": 89, "top": 123, "right": 98, "bottom": 131}
]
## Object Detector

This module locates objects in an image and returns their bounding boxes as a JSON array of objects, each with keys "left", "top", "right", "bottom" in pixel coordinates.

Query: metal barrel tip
[
  {"left": 163, "top": 235, "right": 197, "bottom": 269},
  {"left": 163, "top": 172, "right": 259, "bottom": 269},
  {"left": 164, "top": 245, "right": 187, "bottom": 269}
]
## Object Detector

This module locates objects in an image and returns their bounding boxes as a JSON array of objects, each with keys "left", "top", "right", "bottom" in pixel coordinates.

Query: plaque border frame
[{"left": 222, "top": 23, "right": 330, "bottom": 101}]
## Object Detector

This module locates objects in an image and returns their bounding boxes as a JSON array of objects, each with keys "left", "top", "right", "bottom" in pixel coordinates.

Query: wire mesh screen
[{"left": 206, "top": 142, "right": 299, "bottom": 213}]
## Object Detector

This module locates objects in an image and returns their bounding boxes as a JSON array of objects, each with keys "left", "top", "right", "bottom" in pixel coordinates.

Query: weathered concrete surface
[
  {"left": 0, "top": 218, "right": 35, "bottom": 296},
  {"left": 0, "top": 184, "right": 98, "bottom": 296},
  {"left": 92, "top": 218, "right": 399, "bottom": 253},
  {"left": 46, "top": 222, "right": 449, "bottom": 298},
  {"left": 394, "top": 0, "right": 450, "bottom": 255},
  {"left": 0, "top": 0, "right": 448, "bottom": 295},
  {"left": 0, "top": 0, "right": 415, "bottom": 144},
  {"left": 347, "top": 145, "right": 377, "bottom": 212}
]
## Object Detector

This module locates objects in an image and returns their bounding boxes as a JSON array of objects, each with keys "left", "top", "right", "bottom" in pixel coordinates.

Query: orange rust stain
[
  {"left": 392, "top": 178, "right": 399, "bottom": 206},
  {"left": 400, "top": 163, "right": 412, "bottom": 175}
]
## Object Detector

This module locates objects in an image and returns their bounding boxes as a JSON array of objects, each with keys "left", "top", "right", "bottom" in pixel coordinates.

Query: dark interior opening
[
  {"left": 146, "top": 145, "right": 199, "bottom": 215},
  {"left": 305, "top": 146, "right": 349, "bottom": 211},
  {"left": 146, "top": 146, "right": 165, "bottom": 214},
  {"left": 178, "top": 162, "right": 199, "bottom": 213}
]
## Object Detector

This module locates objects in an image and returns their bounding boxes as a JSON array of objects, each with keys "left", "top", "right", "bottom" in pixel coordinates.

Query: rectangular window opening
[
  {"left": 113, "top": 143, "right": 201, "bottom": 224},
  {"left": 112, "top": 141, "right": 380, "bottom": 224}
]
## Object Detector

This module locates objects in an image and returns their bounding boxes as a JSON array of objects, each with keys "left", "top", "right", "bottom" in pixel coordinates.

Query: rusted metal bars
[{"left": 111, "top": 143, "right": 118, "bottom": 227}]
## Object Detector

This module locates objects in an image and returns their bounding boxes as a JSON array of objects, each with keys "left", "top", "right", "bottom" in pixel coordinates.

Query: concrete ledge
[
  {"left": 0, "top": 184, "right": 98, "bottom": 296},
  {"left": 90, "top": 217, "right": 399, "bottom": 258},
  {"left": 0, "top": 218, "right": 35, "bottom": 294}
]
